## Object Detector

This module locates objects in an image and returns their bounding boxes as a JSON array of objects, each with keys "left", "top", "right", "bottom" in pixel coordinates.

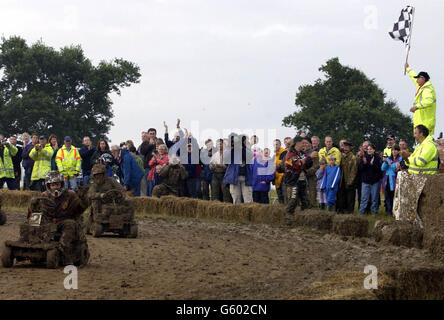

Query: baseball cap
[
  {"left": 387, "top": 134, "right": 395, "bottom": 140},
  {"left": 343, "top": 141, "right": 353, "bottom": 147},
  {"left": 414, "top": 72, "right": 430, "bottom": 81},
  {"left": 64, "top": 136, "right": 72, "bottom": 142},
  {"left": 39, "top": 135, "right": 47, "bottom": 140}
]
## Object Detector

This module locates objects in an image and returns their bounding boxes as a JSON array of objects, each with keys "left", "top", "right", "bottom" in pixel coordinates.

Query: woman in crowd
[
  {"left": 381, "top": 144, "right": 402, "bottom": 215},
  {"left": 91, "top": 139, "right": 114, "bottom": 177},
  {"left": 148, "top": 144, "right": 169, "bottom": 188},
  {"left": 48, "top": 134, "right": 59, "bottom": 171},
  {"left": 358, "top": 143, "right": 383, "bottom": 215}
]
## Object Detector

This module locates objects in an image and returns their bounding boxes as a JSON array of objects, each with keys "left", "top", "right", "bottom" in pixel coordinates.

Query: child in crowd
[
  {"left": 316, "top": 158, "right": 327, "bottom": 210},
  {"left": 252, "top": 148, "right": 275, "bottom": 204},
  {"left": 320, "top": 155, "right": 341, "bottom": 211}
]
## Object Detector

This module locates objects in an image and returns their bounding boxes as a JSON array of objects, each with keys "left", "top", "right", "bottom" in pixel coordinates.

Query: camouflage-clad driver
[{"left": 29, "top": 171, "right": 84, "bottom": 265}]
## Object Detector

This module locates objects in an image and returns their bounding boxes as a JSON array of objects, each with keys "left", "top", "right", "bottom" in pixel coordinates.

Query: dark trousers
[
  {"left": 384, "top": 183, "right": 395, "bottom": 214},
  {"left": 0, "top": 178, "right": 17, "bottom": 190},
  {"left": 201, "top": 179, "right": 211, "bottom": 200},
  {"left": 23, "top": 166, "right": 32, "bottom": 190},
  {"left": 337, "top": 184, "right": 356, "bottom": 213},
  {"left": 286, "top": 180, "right": 308, "bottom": 214},
  {"left": 276, "top": 186, "right": 285, "bottom": 204},
  {"left": 185, "top": 178, "right": 201, "bottom": 198},
  {"left": 211, "top": 172, "right": 232, "bottom": 202},
  {"left": 30, "top": 179, "right": 46, "bottom": 192},
  {"left": 253, "top": 191, "right": 269, "bottom": 204}
]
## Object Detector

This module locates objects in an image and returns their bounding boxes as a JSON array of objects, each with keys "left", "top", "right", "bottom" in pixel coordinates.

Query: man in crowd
[
  {"left": 22, "top": 133, "right": 38, "bottom": 190},
  {"left": 79, "top": 136, "right": 97, "bottom": 185},
  {"left": 273, "top": 139, "right": 286, "bottom": 204},
  {"left": 384, "top": 134, "right": 396, "bottom": 157},
  {"left": 319, "top": 136, "right": 341, "bottom": 165},
  {"left": 139, "top": 128, "right": 157, "bottom": 196},
  {"left": 0, "top": 137, "right": 18, "bottom": 190},
  {"left": 164, "top": 119, "right": 184, "bottom": 149},
  {"left": 402, "top": 125, "right": 438, "bottom": 175},
  {"left": 152, "top": 155, "right": 188, "bottom": 198},
  {"left": 209, "top": 139, "right": 231, "bottom": 202},
  {"left": 29, "top": 135, "right": 54, "bottom": 191},
  {"left": 9, "top": 135, "right": 23, "bottom": 190},
  {"left": 56, "top": 136, "right": 82, "bottom": 191},
  {"left": 200, "top": 139, "right": 215, "bottom": 200},
  {"left": 336, "top": 141, "right": 357, "bottom": 213},
  {"left": 311, "top": 136, "right": 320, "bottom": 152},
  {"left": 405, "top": 63, "right": 437, "bottom": 135},
  {"left": 111, "top": 144, "right": 144, "bottom": 196}
]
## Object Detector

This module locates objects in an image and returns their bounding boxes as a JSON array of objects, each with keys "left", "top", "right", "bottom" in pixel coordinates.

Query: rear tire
[
  {"left": 128, "top": 224, "right": 138, "bottom": 238},
  {"left": 92, "top": 223, "right": 103, "bottom": 237},
  {"left": 1, "top": 246, "right": 14, "bottom": 268},
  {"left": 46, "top": 249, "right": 59, "bottom": 269},
  {"left": 0, "top": 210, "right": 6, "bottom": 225},
  {"left": 75, "top": 243, "right": 90, "bottom": 267}
]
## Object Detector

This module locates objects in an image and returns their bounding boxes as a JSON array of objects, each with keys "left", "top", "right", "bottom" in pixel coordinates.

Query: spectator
[
  {"left": 319, "top": 136, "right": 341, "bottom": 165},
  {"left": 22, "top": 133, "right": 38, "bottom": 190},
  {"left": 284, "top": 136, "right": 313, "bottom": 222},
  {"left": 316, "top": 158, "right": 327, "bottom": 210},
  {"left": 200, "top": 139, "right": 215, "bottom": 200},
  {"left": 276, "top": 137, "right": 293, "bottom": 204},
  {"left": 9, "top": 135, "right": 23, "bottom": 190},
  {"left": 320, "top": 155, "right": 341, "bottom": 211},
  {"left": 126, "top": 140, "right": 136, "bottom": 151},
  {"left": 336, "top": 141, "right": 357, "bottom": 214},
  {"left": 130, "top": 146, "right": 144, "bottom": 171},
  {"left": 0, "top": 138, "right": 18, "bottom": 190},
  {"left": 209, "top": 139, "right": 231, "bottom": 202},
  {"left": 29, "top": 135, "right": 54, "bottom": 192},
  {"left": 164, "top": 119, "right": 184, "bottom": 149},
  {"left": 91, "top": 139, "right": 114, "bottom": 177},
  {"left": 223, "top": 133, "right": 254, "bottom": 204},
  {"left": 355, "top": 140, "right": 370, "bottom": 210},
  {"left": 399, "top": 140, "right": 410, "bottom": 153},
  {"left": 148, "top": 144, "right": 169, "bottom": 189},
  {"left": 250, "top": 135, "right": 262, "bottom": 155},
  {"left": 273, "top": 139, "right": 286, "bottom": 204},
  {"left": 152, "top": 155, "right": 188, "bottom": 198},
  {"left": 358, "top": 143, "right": 383, "bottom": 215},
  {"left": 252, "top": 148, "right": 275, "bottom": 204},
  {"left": 402, "top": 125, "right": 439, "bottom": 175},
  {"left": 311, "top": 136, "right": 320, "bottom": 152},
  {"left": 383, "top": 134, "right": 396, "bottom": 157},
  {"left": 139, "top": 128, "right": 157, "bottom": 196},
  {"left": 111, "top": 144, "right": 144, "bottom": 196},
  {"left": 56, "top": 136, "right": 82, "bottom": 191},
  {"left": 339, "top": 139, "right": 347, "bottom": 153},
  {"left": 381, "top": 145, "right": 402, "bottom": 215},
  {"left": 21, "top": 132, "right": 31, "bottom": 149},
  {"left": 303, "top": 137, "right": 319, "bottom": 208},
  {"left": 48, "top": 134, "right": 59, "bottom": 171},
  {"left": 79, "top": 136, "right": 96, "bottom": 185}
]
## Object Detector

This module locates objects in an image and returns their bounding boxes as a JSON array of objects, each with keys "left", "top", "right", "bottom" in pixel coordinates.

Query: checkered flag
[{"left": 389, "top": 6, "right": 414, "bottom": 47}]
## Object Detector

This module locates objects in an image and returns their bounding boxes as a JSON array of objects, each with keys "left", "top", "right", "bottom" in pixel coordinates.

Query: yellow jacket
[
  {"left": 30, "top": 143, "right": 54, "bottom": 181},
  {"left": 56, "top": 145, "right": 82, "bottom": 179},
  {"left": 407, "top": 67, "right": 437, "bottom": 135},
  {"left": 407, "top": 135, "right": 438, "bottom": 175},
  {"left": 274, "top": 147, "right": 286, "bottom": 188},
  {"left": 319, "top": 147, "right": 341, "bottom": 165},
  {"left": 383, "top": 147, "right": 392, "bottom": 157},
  {"left": 0, "top": 144, "right": 18, "bottom": 179}
]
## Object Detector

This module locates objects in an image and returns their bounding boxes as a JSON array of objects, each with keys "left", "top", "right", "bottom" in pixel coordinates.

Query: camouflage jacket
[
  {"left": 159, "top": 164, "right": 188, "bottom": 192},
  {"left": 340, "top": 152, "right": 357, "bottom": 188},
  {"left": 37, "top": 190, "right": 83, "bottom": 222},
  {"left": 87, "top": 177, "right": 125, "bottom": 202}
]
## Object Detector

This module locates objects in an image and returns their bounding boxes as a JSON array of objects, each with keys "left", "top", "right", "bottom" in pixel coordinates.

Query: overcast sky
[{"left": 1, "top": 0, "right": 442, "bottom": 149}]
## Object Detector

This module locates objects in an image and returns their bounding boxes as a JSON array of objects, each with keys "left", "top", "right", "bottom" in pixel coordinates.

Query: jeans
[
  {"left": 359, "top": 182, "right": 381, "bottom": 214},
  {"left": 384, "top": 183, "right": 395, "bottom": 214},
  {"left": 0, "top": 178, "right": 17, "bottom": 190},
  {"left": 253, "top": 191, "right": 269, "bottom": 204},
  {"left": 83, "top": 174, "right": 92, "bottom": 185},
  {"left": 23, "top": 166, "right": 33, "bottom": 190},
  {"left": 64, "top": 177, "right": 78, "bottom": 191},
  {"left": 186, "top": 178, "right": 201, "bottom": 198}
]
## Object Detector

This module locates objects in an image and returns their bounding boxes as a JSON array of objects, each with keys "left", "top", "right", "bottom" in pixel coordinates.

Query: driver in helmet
[
  {"left": 87, "top": 164, "right": 125, "bottom": 211},
  {"left": 29, "top": 170, "right": 85, "bottom": 265}
]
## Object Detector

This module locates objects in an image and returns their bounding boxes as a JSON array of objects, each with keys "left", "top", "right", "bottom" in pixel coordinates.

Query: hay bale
[
  {"left": 418, "top": 174, "right": 444, "bottom": 233},
  {"left": 0, "top": 190, "right": 40, "bottom": 209},
  {"left": 159, "top": 195, "right": 181, "bottom": 215},
  {"left": 221, "top": 203, "right": 251, "bottom": 222},
  {"left": 424, "top": 232, "right": 444, "bottom": 262},
  {"left": 372, "top": 220, "right": 423, "bottom": 248},
  {"left": 332, "top": 215, "right": 368, "bottom": 237},
  {"left": 292, "top": 210, "right": 335, "bottom": 231},
  {"left": 249, "top": 203, "right": 287, "bottom": 225},
  {"left": 377, "top": 265, "right": 444, "bottom": 300},
  {"left": 134, "top": 196, "right": 162, "bottom": 214},
  {"left": 208, "top": 202, "right": 232, "bottom": 220}
]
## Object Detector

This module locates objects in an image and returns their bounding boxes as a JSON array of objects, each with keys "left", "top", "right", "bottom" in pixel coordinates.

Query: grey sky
[{"left": 1, "top": 0, "right": 442, "bottom": 149}]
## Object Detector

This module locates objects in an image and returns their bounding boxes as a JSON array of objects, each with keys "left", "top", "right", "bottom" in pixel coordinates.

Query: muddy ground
[{"left": 0, "top": 210, "right": 435, "bottom": 300}]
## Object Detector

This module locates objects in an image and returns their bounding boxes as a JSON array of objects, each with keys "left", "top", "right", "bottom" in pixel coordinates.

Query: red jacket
[{"left": 148, "top": 154, "right": 169, "bottom": 181}]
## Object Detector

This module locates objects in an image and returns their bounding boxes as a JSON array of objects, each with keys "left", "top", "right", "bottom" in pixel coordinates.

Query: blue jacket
[
  {"left": 119, "top": 149, "right": 144, "bottom": 189},
  {"left": 320, "top": 165, "right": 341, "bottom": 190},
  {"left": 252, "top": 158, "right": 275, "bottom": 192},
  {"left": 381, "top": 155, "right": 401, "bottom": 191},
  {"left": 223, "top": 148, "right": 254, "bottom": 186}
]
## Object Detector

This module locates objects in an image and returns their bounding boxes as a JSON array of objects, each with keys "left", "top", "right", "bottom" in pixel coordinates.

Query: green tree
[
  {"left": 282, "top": 57, "right": 414, "bottom": 151},
  {"left": 0, "top": 36, "right": 140, "bottom": 145}
]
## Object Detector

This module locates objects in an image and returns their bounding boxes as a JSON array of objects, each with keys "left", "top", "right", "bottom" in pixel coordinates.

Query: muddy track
[{"left": 0, "top": 210, "right": 434, "bottom": 300}]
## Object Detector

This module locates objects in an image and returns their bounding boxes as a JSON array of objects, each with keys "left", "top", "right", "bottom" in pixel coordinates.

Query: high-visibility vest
[
  {"left": 383, "top": 147, "right": 392, "bottom": 157},
  {"left": 274, "top": 147, "right": 286, "bottom": 188},
  {"left": 319, "top": 147, "right": 341, "bottom": 165},
  {"left": 407, "top": 135, "right": 438, "bottom": 175},
  {"left": 407, "top": 67, "right": 437, "bottom": 135},
  {"left": 0, "top": 145, "right": 18, "bottom": 179},
  {"left": 56, "top": 145, "right": 82, "bottom": 179},
  {"left": 29, "top": 143, "right": 54, "bottom": 180}
]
